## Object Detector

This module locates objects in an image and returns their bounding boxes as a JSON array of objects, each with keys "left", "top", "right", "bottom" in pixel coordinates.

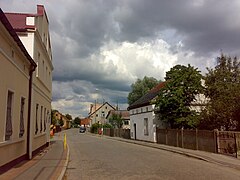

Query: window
[
  {"left": 46, "top": 67, "right": 48, "bottom": 81},
  {"left": 35, "top": 104, "right": 39, "bottom": 135},
  {"left": 36, "top": 53, "right": 40, "bottom": 77},
  {"left": 47, "top": 110, "right": 50, "bottom": 123},
  {"left": 42, "top": 61, "right": 45, "bottom": 77},
  {"left": 38, "top": 52, "right": 40, "bottom": 61},
  {"left": 124, "top": 120, "right": 129, "bottom": 125},
  {"left": 44, "top": 108, "right": 46, "bottom": 131},
  {"left": 105, "top": 106, "right": 107, "bottom": 109},
  {"left": 144, "top": 118, "right": 148, "bottom": 136},
  {"left": 36, "top": 62, "right": 39, "bottom": 77},
  {"left": 11, "top": 49, "right": 14, "bottom": 58},
  {"left": 43, "top": 33, "right": 45, "bottom": 42},
  {"left": 101, "top": 111, "right": 105, "bottom": 117},
  {"left": 40, "top": 106, "right": 43, "bottom": 132},
  {"left": 5, "top": 91, "right": 13, "bottom": 140},
  {"left": 19, "top": 97, "right": 25, "bottom": 137},
  {"left": 146, "top": 107, "right": 148, "bottom": 112}
]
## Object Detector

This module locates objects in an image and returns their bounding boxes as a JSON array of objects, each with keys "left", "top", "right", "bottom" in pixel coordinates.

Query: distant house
[
  {"left": 128, "top": 82, "right": 166, "bottom": 142},
  {"left": 54, "top": 111, "right": 71, "bottom": 129},
  {"left": 0, "top": 9, "right": 37, "bottom": 171},
  {"left": 106, "top": 110, "right": 130, "bottom": 129},
  {"left": 80, "top": 117, "right": 91, "bottom": 127},
  {"left": 88, "top": 102, "right": 116, "bottom": 126}
]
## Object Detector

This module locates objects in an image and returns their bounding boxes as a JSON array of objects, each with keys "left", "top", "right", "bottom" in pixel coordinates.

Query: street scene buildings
[
  {"left": 0, "top": 5, "right": 53, "bottom": 170},
  {"left": 1, "top": 1, "right": 240, "bottom": 179}
]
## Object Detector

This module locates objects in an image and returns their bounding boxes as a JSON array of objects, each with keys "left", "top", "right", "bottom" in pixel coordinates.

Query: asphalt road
[{"left": 65, "top": 128, "right": 240, "bottom": 180}]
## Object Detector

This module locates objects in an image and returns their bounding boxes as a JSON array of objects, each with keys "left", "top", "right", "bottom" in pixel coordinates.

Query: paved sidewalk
[
  {"left": 0, "top": 133, "right": 69, "bottom": 180},
  {"left": 91, "top": 133, "right": 240, "bottom": 171}
]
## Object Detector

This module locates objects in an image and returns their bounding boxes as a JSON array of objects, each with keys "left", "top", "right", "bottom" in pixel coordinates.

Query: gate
[{"left": 216, "top": 131, "right": 240, "bottom": 158}]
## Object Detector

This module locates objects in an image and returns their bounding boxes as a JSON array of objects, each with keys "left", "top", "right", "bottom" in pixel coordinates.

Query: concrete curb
[{"left": 57, "top": 143, "right": 70, "bottom": 180}]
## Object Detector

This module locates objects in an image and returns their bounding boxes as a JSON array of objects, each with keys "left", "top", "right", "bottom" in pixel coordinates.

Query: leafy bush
[
  {"left": 90, "top": 123, "right": 100, "bottom": 133},
  {"left": 103, "top": 123, "right": 112, "bottom": 129}
]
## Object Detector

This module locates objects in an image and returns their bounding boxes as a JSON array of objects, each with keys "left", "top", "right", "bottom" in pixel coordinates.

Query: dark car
[{"left": 79, "top": 126, "right": 86, "bottom": 133}]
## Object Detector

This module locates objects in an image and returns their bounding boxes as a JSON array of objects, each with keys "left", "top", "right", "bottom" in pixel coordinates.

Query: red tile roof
[
  {"left": 0, "top": 8, "right": 36, "bottom": 68},
  {"left": 4, "top": 5, "right": 47, "bottom": 31},
  {"left": 4, "top": 13, "right": 34, "bottom": 31}
]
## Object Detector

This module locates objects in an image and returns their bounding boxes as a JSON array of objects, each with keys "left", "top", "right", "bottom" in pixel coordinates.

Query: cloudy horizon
[{"left": 1, "top": 0, "right": 240, "bottom": 118}]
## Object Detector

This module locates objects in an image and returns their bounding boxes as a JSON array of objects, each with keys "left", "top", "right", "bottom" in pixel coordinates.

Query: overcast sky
[{"left": 2, "top": 0, "right": 240, "bottom": 118}]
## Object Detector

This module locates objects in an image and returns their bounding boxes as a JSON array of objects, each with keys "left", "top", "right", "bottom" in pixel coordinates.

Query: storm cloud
[{"left": 2, "top": 0, "right": 240, "bottom": 117}]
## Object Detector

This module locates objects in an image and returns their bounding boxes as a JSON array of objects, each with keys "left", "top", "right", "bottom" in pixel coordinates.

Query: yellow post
[{"left": 64, "top": 133, "right": 67, "bottom": 150}]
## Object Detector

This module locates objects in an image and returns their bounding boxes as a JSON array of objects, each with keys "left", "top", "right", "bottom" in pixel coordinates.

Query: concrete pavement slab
[{"left": 0, "top": 134, "right": 69, "bottom": 180}]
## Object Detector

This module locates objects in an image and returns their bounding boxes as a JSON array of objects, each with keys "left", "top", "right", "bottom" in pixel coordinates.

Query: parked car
[{"left": 79, "top": 126, "right": 86, "bottom": 133}]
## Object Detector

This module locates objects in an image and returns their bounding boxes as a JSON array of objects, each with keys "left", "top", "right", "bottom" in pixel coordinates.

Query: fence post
[
  {"left": 181, "top": 128, "right": 184, "bottom": 148},
  {"left": 196, "top": 129, "right": 198, "bottom": 150},
  {"left": 176, "top": 130, "right": 179, "bottom": 147},
  {"left": 234, "top": 133, "right": 238, "bottom": 158},
  {"left": 214, "top": 129, "right": 219, "bottom": 153},
  {"left": 165, "top": 129, "right": 168, "bottom": 145}
]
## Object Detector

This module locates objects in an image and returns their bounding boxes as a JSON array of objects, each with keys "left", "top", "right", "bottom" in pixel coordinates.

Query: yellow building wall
[{"left": 0, "top": 22, "right": 31, "bottom": 166}]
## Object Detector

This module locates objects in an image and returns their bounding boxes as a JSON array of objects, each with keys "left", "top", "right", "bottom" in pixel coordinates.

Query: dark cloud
[
  {"left": 113, "top": 0, "right": 240, "bottom": 56},
  {"left": 2, "top": 0, "right": 240, "bottom": 117}
]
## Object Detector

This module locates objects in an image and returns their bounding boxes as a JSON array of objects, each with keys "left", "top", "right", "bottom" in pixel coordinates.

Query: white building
[{"left": 128, "top": 82, "right": 165, "bottom": 142}]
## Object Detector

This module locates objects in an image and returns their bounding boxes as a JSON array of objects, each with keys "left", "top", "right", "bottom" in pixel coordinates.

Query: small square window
[{"left": 11, "top": 50, "right": 15, "bottom": 58}]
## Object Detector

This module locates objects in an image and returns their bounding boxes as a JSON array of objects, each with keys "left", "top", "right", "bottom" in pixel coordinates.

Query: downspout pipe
[{"left": 27, "top": 65, "right": 36, "bottom": 160}]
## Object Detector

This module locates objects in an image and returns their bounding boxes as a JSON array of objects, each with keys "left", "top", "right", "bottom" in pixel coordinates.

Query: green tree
[
  {"left": 199, "top": 54, "right": 240, "bottom": 130},
  {"left": 109, "top": 113, "right": 123, "bottom": 128},
  {"left": 155, "top": 64, "right": 203, "bottom": 128},
  {"left": 73, "top": 117, "right": 81, "bottom": 125},
  {"left": 128, "top": 76, "right": 159, "bottom": 105},
  {"left": 65, "top": 114, "right": 72, "bottom": 120},
  {"left": 90, "top": 123, "right": 100, "bottom": 133},
  {"left": 51, "top": 109, "right": 58, "bottom": 125},
  {"left": 59, "top": 118, "right": 64, "bottom": 126}
]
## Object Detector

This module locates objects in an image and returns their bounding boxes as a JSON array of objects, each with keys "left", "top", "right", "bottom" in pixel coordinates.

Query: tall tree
[
  {"left": 51, "top": 109, "right": 58, "bottom": 125},
  {"left": 73, "top": 117, "right": 81, "bottom": 125},
  {"left": 155, "top": 64, "right": 203, "bottom": 128},
  {"left": 65, "top": 114, "right": 72, "bottom": 120},
  {"left": 109, "top": 113, "right": 123, "bottom": 128},
  {"left": 128, "top": 76, "right": 159, "bottom": 105},
  {"left": 199, "top": 54, "right": 240, "bottom": 130}
]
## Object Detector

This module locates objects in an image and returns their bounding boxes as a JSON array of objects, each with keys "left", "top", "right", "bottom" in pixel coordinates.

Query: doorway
[{"left": 134, "top": 123, "right": 137, "bottom": 140}]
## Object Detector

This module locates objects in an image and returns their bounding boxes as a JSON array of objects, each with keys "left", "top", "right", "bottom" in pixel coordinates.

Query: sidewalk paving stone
[{"left": 0, "top": 133, "right": 68, "bottom": 180}]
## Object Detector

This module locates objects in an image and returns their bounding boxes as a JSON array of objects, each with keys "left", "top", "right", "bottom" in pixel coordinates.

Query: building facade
[
  {"left": 54, "top": 111, "right": 71, "bottom": 129},
  {"left": 128, "top": 82, "right": 165, "bottom": 142},
  {"left": 5, "top": 5, "right": 53, "bottom": 159},
  {"left": 0, "top": 9, "right": 37, "bottom": 171},
  {"left": 89, "top": 102, "right": 116, "bottom": 126}
]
